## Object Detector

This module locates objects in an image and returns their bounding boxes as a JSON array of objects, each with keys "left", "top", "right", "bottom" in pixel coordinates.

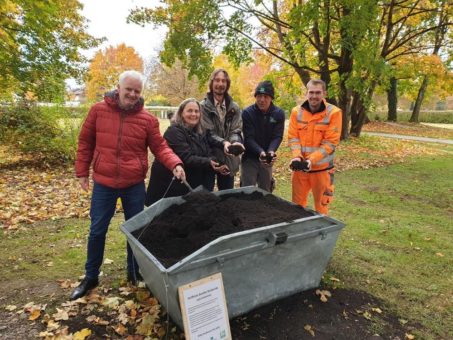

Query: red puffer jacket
[{"left": 75, "top": 91, "right": 182, "bottom": 189}]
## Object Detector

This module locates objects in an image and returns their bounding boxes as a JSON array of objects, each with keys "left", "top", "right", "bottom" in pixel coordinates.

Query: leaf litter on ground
[
  {"left": 24, "top": 282, "right": 181, "bottom": 339},
  {"left": 362, "top": 121, "right": 453, "bottom": 140}
]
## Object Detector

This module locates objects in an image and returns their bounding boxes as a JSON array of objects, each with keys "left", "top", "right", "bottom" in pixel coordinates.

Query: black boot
[
  {"left": 69, "top": 277, "right": 99, "bottom": 300},
  {"left": 127, "top": 271, "right": 143, "bottom": 286}
]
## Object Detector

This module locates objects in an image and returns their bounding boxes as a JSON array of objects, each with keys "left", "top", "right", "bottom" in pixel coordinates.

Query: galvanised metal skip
[{"left": 121, "top": 187, "right": 345, "bottom": 329}]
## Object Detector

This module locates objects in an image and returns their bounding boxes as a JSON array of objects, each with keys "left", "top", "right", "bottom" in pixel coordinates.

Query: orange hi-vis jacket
[{"left": 288, "top": 100, "right": 342, "bottom": 172}]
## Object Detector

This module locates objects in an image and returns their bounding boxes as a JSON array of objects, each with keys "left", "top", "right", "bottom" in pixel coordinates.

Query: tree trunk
[
  {"left": 338, "top": 84, "right": 352, "bottom": 141},
  {"left": 350, "top": 97, "right": 367, "bottom": 137},
  {"left": 350, "top": 83, "right": 376, "bottom": 137},
  {"left": 410, "top": 76, "right": 428, "bottom": 123},
  {"left": 294, "top": 66, "right": 312, "bottom": 87},
  {"left": 336, "top": 5, "right": 354, "bottom": 140},
  {"left": 387, "top": 77, "right": 398, "bottom": 121},
  {"left": 339, "top": 94, "right": 351, "bottom": 141},
  {"left": 349, "top": 92, "right": 360, "bottom": 136},
  {"left": 318, "top": 54, "right": 338, "bottom": 106}
]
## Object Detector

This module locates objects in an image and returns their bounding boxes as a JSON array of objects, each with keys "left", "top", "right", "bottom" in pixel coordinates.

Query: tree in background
[
  {"left": 144, "top": 53, "right": 272, "bottom": 108},
  {"left": 85, "top": 44, "right": 143, "bottom": 102},
  {"left": 128, "top": 0, "right": 452, "bottom": 138},
  {"left": 410, "top": 0, "right": 452, "bottom": 122},
  {"left": 145, "top": 59, "right": 204, "bottom": 106},
  {"left": 381, "top": 0, "right": 452, "bottom": 123},
  {"left": 212, "top": 52, "right": 302, "bottom": 113},
  {"left": 385, "top": 53, "right": 450, "bottom": 122},
  {"left": 0, "top": 0, "right": 100, "bottom": 101}
]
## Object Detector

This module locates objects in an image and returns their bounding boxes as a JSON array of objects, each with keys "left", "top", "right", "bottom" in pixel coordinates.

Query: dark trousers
[
  {"left": 240, "top": 158, "right": 273, "bottom": 192},
  {"left": 85, "top": 181, "right": 145, "bottom": 279},
  {"left": 205, "top": 172, "right": 234, "bottom": 191}
]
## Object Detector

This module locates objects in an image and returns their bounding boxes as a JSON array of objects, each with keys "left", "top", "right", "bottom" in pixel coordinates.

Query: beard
[
  {"left": 119, "top": 96, "right": 139, "bottom": 110},
  {"left": 213, "top": 86, "right": 226, "bottom": 96}
]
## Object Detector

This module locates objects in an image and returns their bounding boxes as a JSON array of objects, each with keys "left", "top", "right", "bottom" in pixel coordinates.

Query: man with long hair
[{"left": 200, "top": 68, "right": 244, "bottom": 190}]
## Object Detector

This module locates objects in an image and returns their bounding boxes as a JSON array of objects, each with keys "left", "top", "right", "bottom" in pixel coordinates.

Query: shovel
[
  {"left": 178, "top": 178, "right": 221, "bottom": 204},
  {"left": 180, "top": 178, "right": 194, "bottom": 192}
]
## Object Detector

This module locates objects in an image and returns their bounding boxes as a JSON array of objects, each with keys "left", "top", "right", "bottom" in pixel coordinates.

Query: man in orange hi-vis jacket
[{"left": 288, "top": 79, "right": 342, "bottom": 215}]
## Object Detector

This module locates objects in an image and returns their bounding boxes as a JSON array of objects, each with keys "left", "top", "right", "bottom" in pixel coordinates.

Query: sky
[
  {"left": 67, "top": 0, "right": 165, "bottom": 88},
  {"left": 80, "top": 0, "right": 164, "bottom": 59}
]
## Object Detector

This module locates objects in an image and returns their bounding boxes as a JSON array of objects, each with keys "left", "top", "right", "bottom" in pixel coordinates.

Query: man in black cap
[{"left": 240, "top": 80, "right": 285, "bottom": 192}]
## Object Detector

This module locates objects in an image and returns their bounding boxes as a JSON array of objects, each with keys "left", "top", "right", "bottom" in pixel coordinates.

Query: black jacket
[
  {"left": 145, "top": 123, "right": 223, "bottom": 206},
  {"left": 242, "top": 103, "right": 285, "bottom": 160}
]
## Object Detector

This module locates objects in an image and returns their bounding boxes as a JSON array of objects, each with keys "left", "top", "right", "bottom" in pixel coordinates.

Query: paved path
[
  {"left": 421, "top": 123, "right": 453, "bottom": 130},
  {"left": 363, "top": 132, "right": 453, "bottom": 145}
]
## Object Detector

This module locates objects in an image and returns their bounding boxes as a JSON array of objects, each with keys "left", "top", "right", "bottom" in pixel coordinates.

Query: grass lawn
[{"left": 331, "top": 156, "right": 453, "bottom": 338}]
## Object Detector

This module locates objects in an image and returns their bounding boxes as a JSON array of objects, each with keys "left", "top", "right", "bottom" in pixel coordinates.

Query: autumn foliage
[
  {"left": 0, "top": 0, "right": 99, "bottom": 101},
  {"left": 85, "top": 44, "right": 144, "bottom": 102}
]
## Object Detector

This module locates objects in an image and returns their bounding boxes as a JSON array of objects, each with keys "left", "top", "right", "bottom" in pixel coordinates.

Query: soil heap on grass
[{"left": 132, "top": 191, "right": 314, "bottom": 267}]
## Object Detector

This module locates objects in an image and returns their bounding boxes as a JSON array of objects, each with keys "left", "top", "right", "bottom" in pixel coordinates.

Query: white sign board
[{"left": 178, "top": 273, "right": 231, "bottom": 340}]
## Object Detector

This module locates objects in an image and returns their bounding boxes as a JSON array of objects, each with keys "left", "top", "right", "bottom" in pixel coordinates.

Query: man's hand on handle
[{"left": 172, "top": 164, "right": 186, "bottom": 181}]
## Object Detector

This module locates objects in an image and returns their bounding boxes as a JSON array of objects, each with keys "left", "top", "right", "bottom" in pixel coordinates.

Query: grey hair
[
  {"left": 174, "top": 98, "right": 203, "bottom": 134},
  {"left": 118, "top": 70, "right": 145, "bottom": 90}
]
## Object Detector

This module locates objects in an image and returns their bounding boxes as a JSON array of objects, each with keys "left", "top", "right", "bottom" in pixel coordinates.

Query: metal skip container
[{"left": 121, "top": 187, "right": 345, "bottom": 329}]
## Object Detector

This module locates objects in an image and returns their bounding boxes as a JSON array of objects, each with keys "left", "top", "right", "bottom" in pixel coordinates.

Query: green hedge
[{"left": 0, "top": 103, "right": 83, "bottom": 162}]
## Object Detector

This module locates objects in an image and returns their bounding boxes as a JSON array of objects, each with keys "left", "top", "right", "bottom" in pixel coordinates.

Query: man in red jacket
[{"left": 71, "top": 70, "right": 185, "bottom": 300}]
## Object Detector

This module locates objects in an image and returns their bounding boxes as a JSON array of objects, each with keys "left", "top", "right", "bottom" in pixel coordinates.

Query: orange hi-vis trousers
[{"left": 292, "top": 169, "right": 335, "bottom": 215}]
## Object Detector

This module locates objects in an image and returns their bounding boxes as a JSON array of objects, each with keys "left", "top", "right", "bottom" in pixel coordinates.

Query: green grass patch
[
  {"left": 39, "top": 105, "right": 90, "bottom": 119},
  {"left": 0, "top": 216, "right": 128, "bottom": 284},
  {"left": 328, "top": 155, "right": 453, "bottom": 339},
  {"left": 339, "top": 134, "right": 393, "bottom": 151}
]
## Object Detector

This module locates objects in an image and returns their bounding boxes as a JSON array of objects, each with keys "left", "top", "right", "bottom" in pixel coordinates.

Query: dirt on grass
[
  {"left": 0, "top": 279, "right": 420, "bottom": 339},
  {"left": 230, "top": 285, "right": 418, "bottom": 339}
]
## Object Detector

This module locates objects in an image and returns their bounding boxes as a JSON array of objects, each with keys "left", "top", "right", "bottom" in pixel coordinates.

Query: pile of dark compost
[
  {"left": 230, "top": 287, "right": 416, "bottom": 339},
  {"left": 132, "top": 191, "right": 314, "bottom": 267}
]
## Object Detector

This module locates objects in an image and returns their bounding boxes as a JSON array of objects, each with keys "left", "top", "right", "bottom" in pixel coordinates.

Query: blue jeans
[{"left": 85, "top": 181, "right": 145, "bottom": 279}]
